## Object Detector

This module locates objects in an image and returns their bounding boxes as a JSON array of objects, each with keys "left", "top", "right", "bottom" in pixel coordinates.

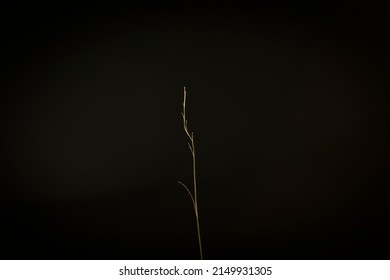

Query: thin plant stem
[{"left": 178, "top": 86, "right": 203, "bottom": 260}]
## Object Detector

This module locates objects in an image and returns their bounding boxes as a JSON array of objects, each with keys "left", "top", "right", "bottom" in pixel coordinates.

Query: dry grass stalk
[{"left": 178, "top": 86, "right": 203, "bottom": 260}]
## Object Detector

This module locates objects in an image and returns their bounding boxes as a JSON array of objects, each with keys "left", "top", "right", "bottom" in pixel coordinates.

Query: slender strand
[
  {"left": 191, "top": 134, "right": 203, "bottom": 260},
  {"left": 178, "top": 86, "right": 203, "bottom": 260},
  {"left": 178, "top": 181, "right": 196, "bottom": 208}
]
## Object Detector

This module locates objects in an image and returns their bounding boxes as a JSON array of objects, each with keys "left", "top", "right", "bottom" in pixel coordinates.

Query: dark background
[{"left": 1, "top": 1, "right": 389, "bottom": 259}]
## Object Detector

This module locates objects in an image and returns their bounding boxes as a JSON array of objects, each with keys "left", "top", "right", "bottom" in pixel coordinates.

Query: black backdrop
[{"left": 1, "top": 1, "right": 389, "bottom": 259}]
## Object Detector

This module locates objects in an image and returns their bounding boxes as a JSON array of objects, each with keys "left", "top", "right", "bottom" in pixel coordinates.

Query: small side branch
[{"left": 178, "top": 181, "right": 195, "bottom": 209}]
